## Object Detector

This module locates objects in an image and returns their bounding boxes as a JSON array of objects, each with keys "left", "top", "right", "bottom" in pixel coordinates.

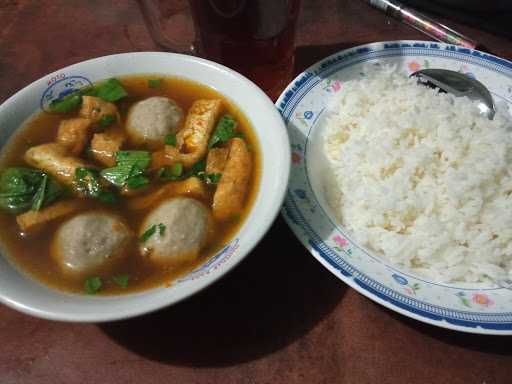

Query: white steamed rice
[{"left": 324, "top": 66, "right": 512, "bottom": 283}]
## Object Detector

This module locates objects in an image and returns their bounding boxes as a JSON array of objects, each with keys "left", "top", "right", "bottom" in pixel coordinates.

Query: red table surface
[{"left": 1, "top": 1, "right": 511, "bottom": 383}]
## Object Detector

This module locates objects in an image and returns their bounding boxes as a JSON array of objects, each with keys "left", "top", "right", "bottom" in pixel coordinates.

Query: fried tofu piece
[
  {"left": 127, "top": 177, "right": 207, "bottom": 210},
  {"left": 206, "top": 148, "right": 229, "bottom": 174},
  {"left": 177, "top": 99, "right": 222, "bottom": 167},
  {"left": 56, "top": 118, "right": 91, "bottom": 155},
  {"left": 212, "top": 138, "right": 252, "bottom": 220},
  {"left": 151, "top": 145, "right": 181, "bottom": 170},
  {"left": 16, "top": 200, "right": 83, "bottom": 232},
  {"left": 90, "top": 129, "right": 125, "bottom": 166},
  {"left": 24, "top": 143, "right": 88, "bottom": 186},
  {"left": 79, "top": 96, "right": 119, "bottom": 125}
]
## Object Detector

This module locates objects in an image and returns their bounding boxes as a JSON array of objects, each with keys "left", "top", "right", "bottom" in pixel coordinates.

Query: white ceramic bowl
[{"left": 0, "top": 52, "right": 290, "bottom": 322}]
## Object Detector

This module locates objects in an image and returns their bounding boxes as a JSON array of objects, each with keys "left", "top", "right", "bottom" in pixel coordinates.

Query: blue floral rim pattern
[{"left": 278, "top": 41, "right": 512, "bottom": 334}]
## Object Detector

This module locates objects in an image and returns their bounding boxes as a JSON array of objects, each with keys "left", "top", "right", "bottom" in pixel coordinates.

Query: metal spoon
[{"left": 411, "top": 69, "right": 495, "bottom": 119}]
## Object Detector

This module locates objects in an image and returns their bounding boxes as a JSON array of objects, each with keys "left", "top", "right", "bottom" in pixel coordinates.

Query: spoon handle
[{"left": 367, "top": 0, "right": 478, "bottom": 49}]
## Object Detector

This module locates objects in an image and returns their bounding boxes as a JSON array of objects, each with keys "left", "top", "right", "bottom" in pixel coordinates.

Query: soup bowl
[{"left": 0, "top": 52, "right": 290, "bottom": 322}]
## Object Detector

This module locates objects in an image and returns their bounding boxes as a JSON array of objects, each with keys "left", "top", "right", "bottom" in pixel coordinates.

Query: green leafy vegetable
[
  {"left": 75, "top": 167, "right": 101, "bottom": 196},
  {"left": 101, "top": 151, "right": 151, "bottom": 189},
  {"left": 126, "top": 174, "right": 149, "bottom": 189},
  {"left": 49, "top": 78, "right": 127, "bottom": 114},
  {"left": 98, "top": 114, "right": 116, "bottom": 128},
  {"left": 190, "top": 159, "right": 206, "bottom": 175},
  {"left": 139, "top": 224, "right": 157, "bottom": 242},
  {"left": 148, "top": 79, "right": 163, "bottom": 88},
  {"left": 98, "top": 191, "right": 117, "bottom": 204},
  {"left": 208, "top": 115, "right": 238, "bottom": 148},
  {"left": 49, "top": 94, "right": 83, "bottom": 113},
  {"left": 31, "top": 173, "right": 48, "bottom": 211},
  {"left": 115, "top": 151, "right": 152, "bottom": 168},
  {"left": 84, "top": 276, "right": 102, "bottom": 294},
  {"left": 95, "top": 78, "right": 128, "bottom": 102},
  {"left": 75, "top": 167, "right": 118, "bottom": 203},
  {"left": 0, "top": 167, "right": 64, "bottom": 213},
  {"left": 112, "top": 274, "right": 130, "bottom": 288},
  {"left": 204, "top": 172, "right": 222, "bottom": 184},
  {"left": 158, "top": 223, "right": 166, "bottom": 236},
  {"left": 164, "top": 133, "right": 177, "bottom": 146}
]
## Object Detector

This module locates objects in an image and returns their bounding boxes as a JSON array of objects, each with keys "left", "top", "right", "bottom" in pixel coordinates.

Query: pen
[{"left": 367, "top": 0, "right": 479, "bottom": 49}]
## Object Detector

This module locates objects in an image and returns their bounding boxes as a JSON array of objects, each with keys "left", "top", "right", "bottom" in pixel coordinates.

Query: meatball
[
  {"left": 126, "top": 97, "right": 183, "bottom": 147},
  {"left": 139, "top": 197, "right": 210, "bottom": 264},
  {"left": 51, "top": 212, "right": 131, "bottom": 275}
]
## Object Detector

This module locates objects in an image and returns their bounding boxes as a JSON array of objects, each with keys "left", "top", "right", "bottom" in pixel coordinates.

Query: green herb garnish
[
  {"left": 139, "top": 224, "right": 157, "bottom": 242},
  {"left": 148, "top": 79, "right": 163, "bottom": 88},
  {"left": 98, "top": 190, "right": 118, "bottom": 204},
  {"left": 204, "top": 172, "right": 222, "bottom": 184},
  {"left": 126, "top": 174, "right": 149, "bottom": 189},
  {"left": 84, "top": 276, "right": 102, "bottom": 294},
  {"left": 112, "top": 274, "right": 130, "bottom": 288},
  {"left": 158, "top": 223, "right": 166, "bottom": 236},
  {"left": 95, "top": 78, "right": 128, "bottom": 102},
  {"left": 98, "top": 114, "right": 115, "bottom": 128},
  {"left": 49, "top": 78, "right": 127, "bottom": 113},
  {"left": 31, "top": 173, "right": 48, "bottom": 211},
  {"left": 164, "top": 133, "right": 177, "bottom": 146},
  {"left": 49, "top": 93, "right": 83, "bottom": 113},
  {"left": 0, "top": 167, "right": 64, "bottom": 213},
  {"left": 208, "top": 115, "right": 238, "bottom": 148},
  {"left": 190, "top": 159, "right": 206, "bottom": 175},
  {"left": 75, "top": 167, "right": 118, "bottom": 203},
  {"left": 101, "top": 151, "right": 151, "bottom": 189}
]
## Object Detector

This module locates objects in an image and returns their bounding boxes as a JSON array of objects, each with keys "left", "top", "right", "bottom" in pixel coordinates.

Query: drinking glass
[{"left": 138, "top": 0, "right": 302, "bottom": 100}]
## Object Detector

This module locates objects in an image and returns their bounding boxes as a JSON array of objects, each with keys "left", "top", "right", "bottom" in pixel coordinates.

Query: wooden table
[{"left": 1, "top": 1, "right": 511, "bottom": 383}]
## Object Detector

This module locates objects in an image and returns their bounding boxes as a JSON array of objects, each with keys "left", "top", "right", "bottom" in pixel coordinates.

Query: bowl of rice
[{"left": 278, "top": 40, "right": 512, "bottom": 334}]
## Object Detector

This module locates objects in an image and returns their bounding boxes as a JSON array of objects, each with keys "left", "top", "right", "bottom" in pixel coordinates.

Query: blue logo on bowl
[{"left": 40, "top": 75, "right": 93, "bottom": 112}]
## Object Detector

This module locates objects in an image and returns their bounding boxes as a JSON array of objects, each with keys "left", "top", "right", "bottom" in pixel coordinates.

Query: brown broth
[{"left": 0, "top": 75, "right": 260, "bottom": 295}]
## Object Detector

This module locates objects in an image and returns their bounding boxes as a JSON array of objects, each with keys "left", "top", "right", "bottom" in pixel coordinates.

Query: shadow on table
[
  {"left": 381, "top": 303, "right": 512, "bottom": 354},
  {"left": 100, "top": 216, "right": 346, "bottom": 367}
]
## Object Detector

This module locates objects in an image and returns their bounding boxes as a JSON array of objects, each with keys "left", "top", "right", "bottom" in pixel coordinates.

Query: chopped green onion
[
  {"left": 98, "top": 114, "right": 115, "bottom": 128},
  {"left": 190, "top": 159, "right": 206, "bottom": 175},
  {"left": 139, "top": 224, "right": 157, "bottom": 242},
  {"left": 164, "top": 133, "right": 177, "bottom": 146},
  {"left": 170, "top": 163, "right": 183, "bottom": 177},
  {"left": 31, "top": 173, "right": 48, "bottom": 211},
  {"left": 208, "top": 115, "right": 238, "bottom": 148},
  {"left": 158, "top": 223, "right": 166, "bottom": 236},
  {"left": 204, "top": 172, "right": 222, "bottom": 184},
  {"left": 112, "top": 275, "right": 130, "bottom": 288},
  {"left": 148, "top": 79, "right": 163, "bottom": 88},
  {"left": 95, "top": 78, "right": 128, "bottom": 102},
  {"left": 84, "top": 276, "right": 102, "bottom": 294},
  {"left": 49, "top": 94, "right": 82, "bottom": 113},
  {"left": 126, "top": 174, "right": 149, "bottom": 189},
  {"left": 98, "top": 190, "right": 118, "bottom": 204}
]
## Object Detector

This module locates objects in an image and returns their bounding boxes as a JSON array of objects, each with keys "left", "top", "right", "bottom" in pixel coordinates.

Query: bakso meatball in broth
[
  {"left": 51, "top": 212, "right": 131, "bottom": 275},
  {"left": 126, "top": 96, "right": 183, "bottom": 147},
  {"left": 139, "top": 197, "right": 211, "bottom": 265}
]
